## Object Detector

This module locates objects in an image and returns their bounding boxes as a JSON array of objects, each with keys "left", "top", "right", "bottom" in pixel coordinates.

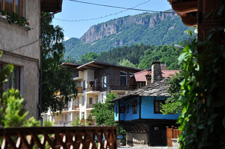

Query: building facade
[
  {"left": 111, "top": 61, "right": 179, "bottom": 146},
  {"left": 44, "top": 61, "right": 141, "bottom": 125},
  {"left": 0, "top": 0, "right": 62, "bottom": 119}
]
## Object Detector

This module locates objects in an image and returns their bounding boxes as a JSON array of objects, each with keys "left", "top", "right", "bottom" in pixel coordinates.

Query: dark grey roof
[{"left": 110, "top": 78, "right": 170, "bottom": 102}]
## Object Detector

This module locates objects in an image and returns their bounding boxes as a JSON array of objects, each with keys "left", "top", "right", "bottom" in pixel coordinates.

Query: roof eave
[
  {"left": 168, "top": 0, "right": 198, "bottom": 27},
  {"left": 41, "top": 0, "right": 63, "bottom": 13}
]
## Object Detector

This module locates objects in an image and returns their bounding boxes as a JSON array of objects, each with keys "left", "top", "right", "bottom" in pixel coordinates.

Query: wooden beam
[
  {"left": 181, "top": 14, "right": 197, "bottom": 27},
  {"left": 171, "top": 1, "right": 197, "bottom": 15}
]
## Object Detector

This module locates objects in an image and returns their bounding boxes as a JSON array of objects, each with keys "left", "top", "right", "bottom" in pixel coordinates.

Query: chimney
[
  {"left": 145, "top": 73, "right": 151, "bottom": 85},
  {"left": 151, "top": 61, "right": 162, "bottom": 83},
  {"left": 161, "top": 64, "right": 166, "bottom": 70}
]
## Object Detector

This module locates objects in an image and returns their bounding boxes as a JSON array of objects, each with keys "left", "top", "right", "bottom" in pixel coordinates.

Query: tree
[
  {"left": 91, "top": 93, "right": 126, "bottom": 145},
  {"left": 160, "top": 73, "right": 182, "bottom": 114},
  {"left": 91, "top": 93, "right": 116, "bottom": 126},
  {"left": 0, "top": 51, "right": 40, "bottom": 127},
  {"left": 81, "top": 52, "right": 99, "bottom": 63},
  {"left": 41, "top": 13, "right": 76, "bottom": 112},
  {"left": 118, "top": 59, "right": 137, "bottom": 68}
]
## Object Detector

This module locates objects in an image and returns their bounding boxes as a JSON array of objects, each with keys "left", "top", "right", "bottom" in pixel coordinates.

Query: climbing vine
[
  {"left": 0, "top": 10, "right": 29, "bottom": 26},
  {"left": 178, "top": 6, "right": 225, "bottom": 148}
]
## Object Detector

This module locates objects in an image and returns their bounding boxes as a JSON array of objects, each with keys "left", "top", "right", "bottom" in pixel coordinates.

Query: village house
[
  {"left": 129, "top": 64, "right": 179, "bottom": 89},
  {"left": 43, "top": 61, "right": 141, "bottom": 125},
  {"left": 0, "top": 0, "right": 62, "bottom": 119},
  {"left": 111, "top": 61, "right": 179, "bottom": 146}
]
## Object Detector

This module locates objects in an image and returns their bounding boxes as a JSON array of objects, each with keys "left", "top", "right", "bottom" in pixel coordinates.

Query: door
[{"left": 149, "top": 126, "right": 167, "bottom": 146}]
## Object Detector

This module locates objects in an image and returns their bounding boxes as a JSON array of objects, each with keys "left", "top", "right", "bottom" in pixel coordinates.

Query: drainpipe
[{"left": 39, "top": 4, "right": 43, "bottom": 124}]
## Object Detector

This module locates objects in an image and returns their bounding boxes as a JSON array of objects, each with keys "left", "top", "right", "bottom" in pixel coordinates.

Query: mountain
[{"left": 64, "top": 11, "right": 190, "bottom": 60}]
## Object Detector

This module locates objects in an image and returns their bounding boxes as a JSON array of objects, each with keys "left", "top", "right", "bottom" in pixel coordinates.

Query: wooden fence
[
  {"left": 166, "top": 126, "right": 182, "bottom": 147},
  {"left": 0, "top": 126, "right": 117, "bottom": 149}
]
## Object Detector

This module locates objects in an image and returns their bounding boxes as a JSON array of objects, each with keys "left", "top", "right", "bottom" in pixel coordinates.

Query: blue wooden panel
[
  {"left": 141, "top": 96, "right": 179, "bottom": 120},
  {"left": 123, "top": 97, "right": 140, "bottom": 121}
]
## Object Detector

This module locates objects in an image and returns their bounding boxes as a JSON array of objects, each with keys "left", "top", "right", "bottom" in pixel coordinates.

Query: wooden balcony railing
[{"left": 0, "top": 126, "right": 117, "bottom": 149}]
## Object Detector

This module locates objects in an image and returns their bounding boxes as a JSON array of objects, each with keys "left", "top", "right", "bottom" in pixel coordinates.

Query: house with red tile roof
[{"left": 129, "top": 63, "right": 179, "bottom": 89}]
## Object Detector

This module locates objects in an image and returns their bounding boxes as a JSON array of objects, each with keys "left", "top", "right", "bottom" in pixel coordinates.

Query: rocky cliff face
[
  {"left": 64, "top": 11, "right": 189, "bottom": 60},
  {"left": 80, "top": 12, "right": 176, "bottom": 44}
]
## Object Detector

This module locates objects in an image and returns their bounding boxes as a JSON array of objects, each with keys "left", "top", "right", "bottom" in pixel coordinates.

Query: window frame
[
  {"left": 154, "top": 100, "right": 165, "bottom": 114},
  {"left": 0, "top": 62, "right": 20, "bottom": 95},
  {"left": 132, "top": 100, "right": 138, "bottom": 114},
  {"left": 0, "top": 0, "right": 23, "bottom": 16},
  {"left": 89, "top": 97, "right": 92, "bottom": 105},
  {"left": 102, "top": 76, "right": 107, "bottom": 88},
  {"left": 120, "top": 71, "right": 127, "bottom": 86}
]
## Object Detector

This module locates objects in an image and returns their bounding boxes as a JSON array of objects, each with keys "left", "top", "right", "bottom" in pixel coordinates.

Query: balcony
[
  {"left": 72, "top": 104, "right": 80, "bottom": 110},
  {"left": 0, "top": 126, "right": 117, "bottom": 148},
  {"left": 86, "top": 104, "right": 93, "bottom": 109},
  {"left": 63, "top": 105, "right": 68, "bottom": 111},
  {"left": 86, "top": 86, "right": 101, "bottom": 92}
]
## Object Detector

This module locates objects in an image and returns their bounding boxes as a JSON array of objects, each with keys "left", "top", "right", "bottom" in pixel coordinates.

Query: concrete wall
[{"left": 0, "top": 0, "right": 41, "bottom": 119}]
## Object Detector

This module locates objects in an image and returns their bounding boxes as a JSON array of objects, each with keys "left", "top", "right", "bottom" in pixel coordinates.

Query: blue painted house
[{"left": 111, "top": 61, "right": 179, "bottom": 146}]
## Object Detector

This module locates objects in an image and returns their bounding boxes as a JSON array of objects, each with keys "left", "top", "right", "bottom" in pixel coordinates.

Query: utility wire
[
  {"left": 9, "top": 39, "right": 39, "bottom": 52},
  {"left": 69, "top": 0, "right": 173, "bottom": 13},
  {"left": 55, "top": 0, "right": 153, "bottom": 22}
]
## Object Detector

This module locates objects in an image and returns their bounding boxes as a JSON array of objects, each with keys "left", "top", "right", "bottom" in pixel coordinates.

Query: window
[
  {"left": 95, "top": 95, "right": 98, "bottom": 103},
  {"left": 0, "top": 0, "right": 23, "bottom": 16},
  {"left": 138, "top": 82, "right": 146, "bottom": 88},
  {"left": 0, "top": 63, "right": 20, "bottom": 94},
  {"left": 89, "top": 97, "right": 92, "bottom": 104},
  {"left": 120, "top": 107, "right": 125, "bottom": 113},
  {"left": 83, "top": 81, "right": 86, "bottom": 90},
  {"left": 116, "top": 107, "right": 117, "bottom": 116},
  {"left": 81, "top": 112, "right": 85, "bottom": 119},
  {"left": 127, "top": 107, "right": 129, "bottom": 113},
  {"left": 120, "top": 72, "right": 127, "bottom": 86},
  {"left": 129, "top": 73, "right": 134, "bottom": 78},
  {"left": 101, "top": 93, "right": 104, "bottom": 103},
  {"left": 102, "top": 76, "right": 107, "bottom": 88},
  {"left": 132, "top": 100, "right": 138, "bottom": 114},
  {"left": 82, "top": 96, "right": 85, "bottom": 106},
  {"left": 154, "top": 100, "right": 165, "bottom": 114}
]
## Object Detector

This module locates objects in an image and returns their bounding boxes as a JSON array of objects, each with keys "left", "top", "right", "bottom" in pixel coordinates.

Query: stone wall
[{"left": 126, "top": 133, "right": 149, "bottom": 147}]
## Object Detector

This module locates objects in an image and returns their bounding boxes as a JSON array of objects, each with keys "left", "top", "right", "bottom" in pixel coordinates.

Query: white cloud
[{"left": 64, "top": 36, "right": 70, "bottom": 41}]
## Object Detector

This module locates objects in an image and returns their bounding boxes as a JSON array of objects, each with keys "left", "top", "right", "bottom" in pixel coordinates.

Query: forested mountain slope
[{"left": 64, "top": 11, "right": 190, "bottom": 60}]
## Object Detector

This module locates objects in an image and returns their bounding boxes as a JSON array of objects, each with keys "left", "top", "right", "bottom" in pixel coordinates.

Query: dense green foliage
[
  {"left": 161, "top": 73, "right": 182, "bottom": 114},
  {"left": 64, "top": 12, "right": 190, "bottom": 60},
  {"left": 138, "top": 45, "right": 181, "bottom": 69},
  {"left": 91, "top": 93, "right": 126, "bottom": 144},
  {"left": 66, "top": 43, "right": 183, "bottom": 70},
  {"left": 0, "top": 52, "right": 40, "bottom": 127},
  {"left": 41, "top": 13, "right": 76, "bottom": 112},
  {"left": 118, "top": 59, "right": 137, "bottom": 68},
  {"left": 91, "top": 93, "right": 116, "bottom": 126},
  {"left": 177, "top": 22, "right": 225, "bottom": 148},
  {"left": 1, "top": 89, "right": 27, "bottom": 127}
]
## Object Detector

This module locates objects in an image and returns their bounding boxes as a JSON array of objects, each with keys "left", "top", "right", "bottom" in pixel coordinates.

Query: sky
[{"left": 52, "top": 0, "right": 172, "bottom": 40}]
